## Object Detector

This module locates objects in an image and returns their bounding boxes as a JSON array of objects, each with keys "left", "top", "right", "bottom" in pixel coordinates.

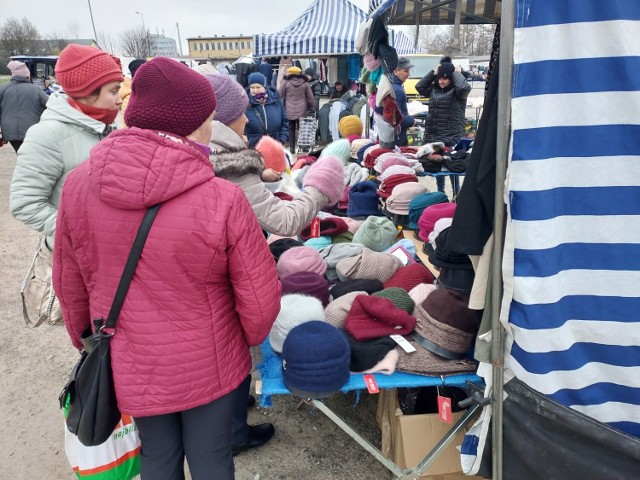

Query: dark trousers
[
  {"left": 289, "top": 120, "right": 298, "bottom": 153},
  {"left": 134, "top": 386, "right": 238, "bottom": 480},
  {"left": 436, "top": 175, "right": 460, "bottom": 195},
  {"left": 9, "top": 140, "right": 22, "bottom": 153},
  {"left": 231, "top": 374, "right": 251, "bottom": 444}
]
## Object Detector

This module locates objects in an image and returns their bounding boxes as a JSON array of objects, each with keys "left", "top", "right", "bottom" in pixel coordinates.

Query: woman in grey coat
[{"left": 0, "top": 61, "right": 49, "bottom": 152}]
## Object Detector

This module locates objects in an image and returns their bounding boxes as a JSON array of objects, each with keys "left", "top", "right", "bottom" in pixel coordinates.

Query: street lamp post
[
  {"left": 87, "top": 0, "right": 100, "bottom": 48},
  {"left": 135, "top": 11, "right": 150, "bottom": 57}
]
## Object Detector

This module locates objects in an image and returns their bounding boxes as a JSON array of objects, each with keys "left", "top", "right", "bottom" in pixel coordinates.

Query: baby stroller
[{"left": 296, "top": 113, "right": 318, "bottom": 154}]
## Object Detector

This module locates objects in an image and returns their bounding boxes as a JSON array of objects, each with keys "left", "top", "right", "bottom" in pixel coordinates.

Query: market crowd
[{"left": 4, "top": 23, "right": 483, "bottom": 478}]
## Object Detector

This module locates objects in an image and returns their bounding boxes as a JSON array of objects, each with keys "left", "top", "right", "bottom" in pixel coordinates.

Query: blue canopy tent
[
  {"left": 253, "top": 0, "right": 425, "bottom": 57},
  {"left": 369, "top": 0, "right": 640, "bottom": 478}
]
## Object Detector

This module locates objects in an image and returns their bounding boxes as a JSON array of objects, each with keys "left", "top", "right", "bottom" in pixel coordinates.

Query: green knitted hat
[
  {"left": 320, "top": 139, "right": 351, "bottom": 165},
  {"left": 352, "top": 216, "right": 399, "bottom": 252},
  {"left": 332, "top": 232, "right": 354, "bottom": 244},
  {"left": 372, "top": 287, "right": 416, "bottom": 314}
]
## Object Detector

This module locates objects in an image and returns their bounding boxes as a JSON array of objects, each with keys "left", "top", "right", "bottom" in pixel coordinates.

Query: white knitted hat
[{"left": 269, "top": 294, "right": 325, "bottom": 353}]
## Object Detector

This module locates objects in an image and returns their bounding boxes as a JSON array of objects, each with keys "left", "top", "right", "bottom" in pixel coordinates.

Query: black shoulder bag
[{"left": 59, "top": 204, "right": 161, "bottom": 447}]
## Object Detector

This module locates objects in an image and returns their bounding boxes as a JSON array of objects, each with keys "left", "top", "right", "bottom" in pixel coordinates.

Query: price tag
[
  {"left": 390, "top": 334, "right": 416, "bottom": 353},
  {"left": 363, "top": 374, "right": 379, "bottom": 394},
  {"left": 310, "top": 217, "right": 320, "bottom": 238},
  {"left": 438, "top": 395, "right": 453, "bottom": 423}
]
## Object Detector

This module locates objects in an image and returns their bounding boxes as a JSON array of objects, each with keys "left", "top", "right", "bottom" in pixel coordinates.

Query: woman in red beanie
[
  {"left": 10, "top": 43, "right": 124, "bottom": 251},
  {"left": 53, "top": 57, "right": 281, "bottom": 480}
]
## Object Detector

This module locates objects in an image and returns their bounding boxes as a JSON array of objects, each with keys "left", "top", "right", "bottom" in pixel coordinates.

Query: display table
[
  {"left": 257, "top": 340, "right": 483, "bottom": 480},
  {"left": 401, "top": 229, "right": 439, "bottom": 278},
  {"left": 418, "top": 171, "right": 466, "bottom": 199}
]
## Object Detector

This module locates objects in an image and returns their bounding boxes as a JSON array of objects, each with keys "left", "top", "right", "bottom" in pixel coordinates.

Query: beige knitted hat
[
  {"left": 336, "top": 248, "right": 403, "bottom": 283},
  {"left": 324, "top": 291, "right": 368, "bottom": 329},
  {"left": 396, "top": 340, "right": 477, "bottom": 376}
]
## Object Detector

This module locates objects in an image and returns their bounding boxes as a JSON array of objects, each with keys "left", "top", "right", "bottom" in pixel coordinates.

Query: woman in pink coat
[{"left": 53, "top": 58, "right": 281, "bottom": 480}]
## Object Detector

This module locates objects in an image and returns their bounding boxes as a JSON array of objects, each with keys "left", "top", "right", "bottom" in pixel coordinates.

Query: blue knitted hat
[
  {"left": 247, "top": 72, "right": 267, "bottom": 87},
  {"left": 348, "top": 181, "right": 380, "bottom": 218},
  {"left": 282, "top": 321, "right": 351, "bottom": 398},
  {"left": 408, "top": 192, "right": 449, "bottom": 230}
]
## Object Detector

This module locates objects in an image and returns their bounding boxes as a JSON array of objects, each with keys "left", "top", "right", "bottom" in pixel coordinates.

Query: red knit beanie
[
  {"left": 383, "top": 262, "right": 435, "bottom": 291},
  {"left": 344, "top": 295, "right": 416, "bottom": 341},
  {"left": 55, "top": 44, "right": 124, "bottom": 98},
  {"left": 125, "top": 57, "right": 217, "bottom": 138}
]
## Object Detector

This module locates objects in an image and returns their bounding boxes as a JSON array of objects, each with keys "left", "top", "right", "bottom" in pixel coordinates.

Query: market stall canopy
[
  {"left": 254, "top": 0, "right": 426, "bottom": 57},
  {"left": 369, "top": 0, "right": 501, "bottom": 25}
]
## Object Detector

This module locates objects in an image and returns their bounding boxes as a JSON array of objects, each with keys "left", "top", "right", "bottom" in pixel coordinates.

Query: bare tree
[
  {"left": 98, "top": 31, "right": 120, "bottom": 55},
  {"left": 403, "top": 24, "right": 495, "bottom": 57},
  {"left": 66, "top": 20, "right": 81, "bottom": 39},
  {"left": 0, "top": 17, "right": 41, "bottom": 56},
  {"left": 120, "top": 26, "right": 148, "bottom": 58}
]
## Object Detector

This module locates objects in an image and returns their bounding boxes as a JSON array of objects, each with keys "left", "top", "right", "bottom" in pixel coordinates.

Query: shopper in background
[
  {"left": 118, "top": 58, "right": 146, "bottom": 128},
  {"left": 0, "top": 60, "right": 50, "bottom": 152},
  {"left": 279, "top": 66, "right": 315, "bottom": 153},
  {"left": 10, "top": 44, "right": 123, "bottom": 247},
  {"left": 245, "top": 71, "right": 289, "bottom": 148},
  {"left": 53, "top": 57, "right": 281, "bottom": 480},
  {"left": 416, "top": 56, "right": 471, "bottom": 194}
]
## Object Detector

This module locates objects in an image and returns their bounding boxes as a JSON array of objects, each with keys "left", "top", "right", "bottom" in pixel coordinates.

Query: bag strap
[{"left": 104, "top": 204, "right": 161, "bottom": 330}]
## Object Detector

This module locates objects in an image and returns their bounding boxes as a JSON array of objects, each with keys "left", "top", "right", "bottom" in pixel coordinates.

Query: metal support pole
[
  {"left": 452, "top": 0, "right": 463, "bottom": 55},
  {"left": 176, "top": 22, "right": 183, "bottom": 56},
  {"left": 491, "top": 1, "right": 515, "bottom": 480},
  {"left": 87, "top": 0, "right": 99, "bottom": 48}
]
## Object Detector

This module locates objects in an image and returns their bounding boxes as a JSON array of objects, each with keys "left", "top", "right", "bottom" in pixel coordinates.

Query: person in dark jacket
[
  {"left": 305, "top": 68, "right": 322, "bottom": 114},
  {"left": 0, "top": 61, "right": 50, "bottom": 152},
  {"left": 259, "top": 58, "right": 273, "bottom": 87},
  {"left": 245, "top": 72, "right": 289, "bottom": 147},
  {"left": 391, "top": 57, "right": 416, "bottom": 147},
  {"left": 279, "top": 66, "right": 315, "bottom": 153},
  {"left": 330, "top": 81, "right": 345, "bottom": 99},
  {"left": 415, "top": 56, "right": 472, "bottom": 194}
]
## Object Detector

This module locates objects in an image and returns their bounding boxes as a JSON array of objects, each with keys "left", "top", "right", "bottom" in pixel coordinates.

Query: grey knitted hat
[{"left": 319, "top": 243, "right": 364, "bottom": 281}]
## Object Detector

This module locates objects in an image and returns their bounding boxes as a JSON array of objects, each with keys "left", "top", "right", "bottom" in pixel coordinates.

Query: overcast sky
[{"left": 5, "top": 0, "right": 372, "bottom": 55}]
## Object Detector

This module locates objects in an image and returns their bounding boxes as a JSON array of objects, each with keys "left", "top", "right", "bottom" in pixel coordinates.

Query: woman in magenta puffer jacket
[{"left": 53, "top": 58, "right": 281, "bottom": 480}]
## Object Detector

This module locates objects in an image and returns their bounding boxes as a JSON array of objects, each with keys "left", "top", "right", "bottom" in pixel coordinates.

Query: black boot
[{"left": 231, "top": 423, "right": 275, "bottom": 456}]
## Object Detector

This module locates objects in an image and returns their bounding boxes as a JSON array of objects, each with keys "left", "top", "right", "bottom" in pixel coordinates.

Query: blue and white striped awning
[
  {"left": 254, "top": 0, "right": 424, "bottom": 57},
  {"left": 503, "top": 0, "right": 640, "bottom": 437},
  {"left": 369, "top": 0, "right": 501, "bottom": 25}
]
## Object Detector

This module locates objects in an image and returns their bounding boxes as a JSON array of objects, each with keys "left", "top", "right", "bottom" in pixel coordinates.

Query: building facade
[
  {"left": 187, "top": 35, "right": 253, "bottom": 60},
  {"left": 149, "top": 34, "right": 178, "bottom": 57}
]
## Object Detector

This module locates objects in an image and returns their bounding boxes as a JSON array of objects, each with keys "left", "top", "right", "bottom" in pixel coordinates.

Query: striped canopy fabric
[
  {"left": 503, "top": 0, "right": 640, "bottom": 437},
  {"left": 254, "top": 0, "right": 424, "bottom": 56},
  {"left": 370, "top": 0, "right": 501, "bottom": 25}
]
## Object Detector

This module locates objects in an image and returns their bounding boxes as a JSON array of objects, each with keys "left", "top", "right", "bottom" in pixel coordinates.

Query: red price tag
[
  {"left": 438, "top": 395, "right": 453, "bottom": 423},
  {"left": 363, "top": 374, "right": 379, "bottom": 394},
  {"left": 310, "top": 217, "right": 320, "bottom": 238}
]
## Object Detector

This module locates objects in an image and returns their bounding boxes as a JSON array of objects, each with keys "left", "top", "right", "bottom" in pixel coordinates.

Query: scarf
[{"left": 68, "top": 97, "right": 118, "bottom": 125}]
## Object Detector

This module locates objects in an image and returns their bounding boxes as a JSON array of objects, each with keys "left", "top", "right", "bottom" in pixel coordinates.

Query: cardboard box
[{"left": 377, "top": 388, "right": 468, "bottom": 479}]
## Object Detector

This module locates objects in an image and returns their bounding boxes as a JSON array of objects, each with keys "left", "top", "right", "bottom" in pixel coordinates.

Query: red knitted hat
[
  {"left": 256, "top": 136, "right": 287, "bottom": 173},
  {"left": 125, "top": 57, "right": 217, "bottom": 138},
  {"left": 383, "top": 262, "right": 435, "bottom": 291},
  {"left": 418, "top": 202, "right": 457, "bottom": 242},
  {"left": 377, "top": 174, "right": 418, "bottom": 199},
  {"left": 55, "top": 44, "right": 124, "bottom": 98},
  {"left": 299, "top": 217, "right": 349, "bottom": 241},
  {"left": 344, "top": 295, "right": 416, "bottom": 341}
]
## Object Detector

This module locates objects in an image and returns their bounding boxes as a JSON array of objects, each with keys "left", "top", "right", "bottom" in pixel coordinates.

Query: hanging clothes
[
  {"left": 347, "top": 54, "right": 362, "bottom": 81},
  {"left": 327, "top": 57, "right": 338, "bottom": 84}
]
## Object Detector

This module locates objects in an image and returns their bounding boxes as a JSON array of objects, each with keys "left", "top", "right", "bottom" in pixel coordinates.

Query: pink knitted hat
[
  {"left": 418, "top": 202, "right": 457, "bottom": 242},
  {"left": 277, "top": 246, "right": 327, "bottom": 279}
]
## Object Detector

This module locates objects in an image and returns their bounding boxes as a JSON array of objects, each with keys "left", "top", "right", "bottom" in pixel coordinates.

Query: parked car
[{"left": 10, "top": 55, "right": 58, "bottom": 91}]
